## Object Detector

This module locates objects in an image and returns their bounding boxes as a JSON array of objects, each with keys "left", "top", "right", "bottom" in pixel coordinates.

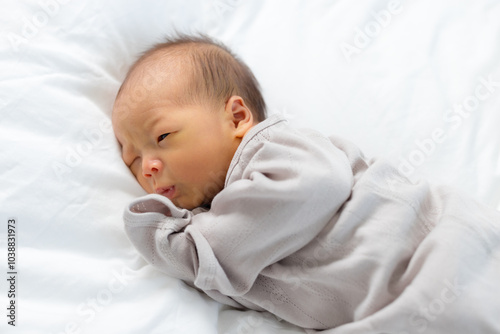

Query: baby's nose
[{"left": 143, "top": 158, "right": 162, "bottom": 178}]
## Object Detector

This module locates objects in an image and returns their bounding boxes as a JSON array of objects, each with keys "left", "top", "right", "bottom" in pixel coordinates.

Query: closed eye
[{"left": 157, "top": 133, "right": 170, "bottom": 143}]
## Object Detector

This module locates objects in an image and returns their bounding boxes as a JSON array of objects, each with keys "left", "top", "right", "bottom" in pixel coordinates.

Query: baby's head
[{"left": 112, "top": 34, "right": 267, "bottom": 209}]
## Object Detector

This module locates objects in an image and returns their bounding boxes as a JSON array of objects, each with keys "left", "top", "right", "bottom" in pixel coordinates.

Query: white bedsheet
[{"left": 0, "top": 0, "right": 499, "bottom": 333}]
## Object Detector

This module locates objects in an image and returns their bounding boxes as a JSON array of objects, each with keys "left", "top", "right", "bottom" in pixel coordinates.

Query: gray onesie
[{"left": 123, "top": 114, "right": 500, "bottom": 333}]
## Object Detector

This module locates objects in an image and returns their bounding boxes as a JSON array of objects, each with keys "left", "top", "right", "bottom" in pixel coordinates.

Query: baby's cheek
[
  {"left": 131, "top": 169, "right": 153, "bottom": 194},
  {"left": 138, "top": 177, "right": 154, "bottom": 193}
]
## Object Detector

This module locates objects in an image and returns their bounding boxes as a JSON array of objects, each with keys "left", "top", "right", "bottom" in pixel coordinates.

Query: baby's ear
[{"left": 226, "top": 96, "right": 254, "bottom": 138}]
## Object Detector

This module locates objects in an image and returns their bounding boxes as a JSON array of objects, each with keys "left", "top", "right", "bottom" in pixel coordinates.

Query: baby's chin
[
  {"left": 175, "top": 196, "right": 212, "bottom": 211},
  {"left": 148, "top": 189, "right": 209, "bottom": 210}
]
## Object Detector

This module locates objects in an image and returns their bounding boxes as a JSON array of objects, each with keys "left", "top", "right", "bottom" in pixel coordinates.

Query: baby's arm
[{"left": 123, "top": 132, "right": 353, "bottom": 296}]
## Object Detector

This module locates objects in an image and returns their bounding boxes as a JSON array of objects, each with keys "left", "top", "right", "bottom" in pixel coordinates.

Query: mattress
[{"left": 1, "top": 0, "right": 499, "bottom": 333}]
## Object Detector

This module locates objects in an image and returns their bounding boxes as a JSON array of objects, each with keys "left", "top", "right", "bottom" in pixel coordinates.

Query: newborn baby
[{"left": 112, "top": 34, "right": 500, "bottom": 333}]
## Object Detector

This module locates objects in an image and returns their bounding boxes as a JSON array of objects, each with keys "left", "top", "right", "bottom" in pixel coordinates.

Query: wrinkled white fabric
[{"left": 124, "top": 114, "right": 500, "bottom": 332}]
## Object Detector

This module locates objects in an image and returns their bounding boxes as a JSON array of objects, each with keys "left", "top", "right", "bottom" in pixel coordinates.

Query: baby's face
[{"left": 112, "top": 65, "right": 249, "bottom": 210}]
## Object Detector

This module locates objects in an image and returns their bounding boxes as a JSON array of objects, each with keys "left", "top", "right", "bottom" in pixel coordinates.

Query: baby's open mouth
[{"left": 156, "top": 186, "right": 176, "bottom": 200}]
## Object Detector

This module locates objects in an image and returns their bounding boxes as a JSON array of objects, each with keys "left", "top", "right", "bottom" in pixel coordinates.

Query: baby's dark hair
[{"left": 120, "top": 33, "right": 267, "bottom": 122}]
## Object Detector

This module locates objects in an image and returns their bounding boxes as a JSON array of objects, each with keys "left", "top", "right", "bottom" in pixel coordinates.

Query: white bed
[{"left": 1, "top": 0, "right": 499, "bottom": 333}]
